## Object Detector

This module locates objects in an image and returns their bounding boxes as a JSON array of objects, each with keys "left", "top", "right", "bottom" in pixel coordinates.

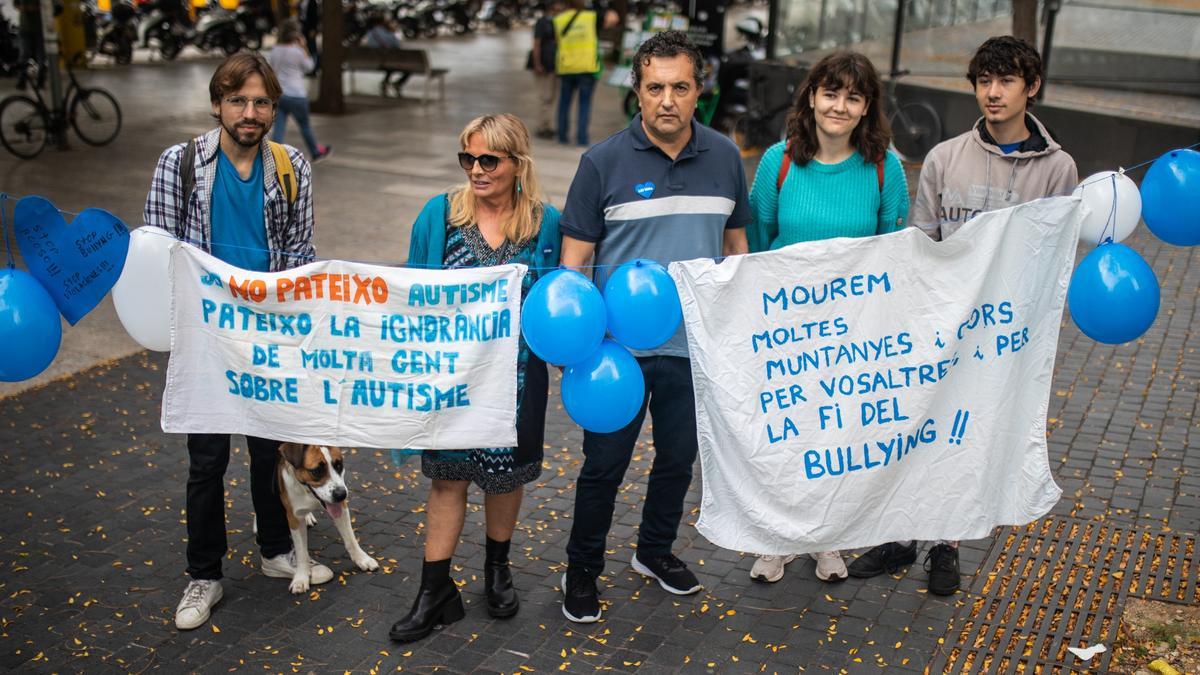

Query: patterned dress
[{"left": 419, "top": 217, "right": 549, "bottom": 494}]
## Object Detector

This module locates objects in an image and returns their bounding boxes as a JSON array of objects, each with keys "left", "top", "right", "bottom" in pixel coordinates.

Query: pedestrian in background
[
  {"left": 267, "top": 20, "right": 331, "bottom": 162},
  {"left": 746, "top": 50, "right": 909, "bottom": 585},
  {"left": 529, "top": 0, "right": 562, "bottom": 139},
  {"left": 389, "top": 114, "right": 561, "bottom": 643},
  {"left": 363, "top": 14, "right": 410, "bottom": 97},
  {"left": 553, "top": 0, "right": 599, "bottom": 146},
  {"left": 301, "top": 0, "right": 321, "bottom": 75}
]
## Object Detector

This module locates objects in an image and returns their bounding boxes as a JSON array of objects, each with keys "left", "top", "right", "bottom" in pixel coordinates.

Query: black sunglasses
[{"left": 458, "top": 152, "right": 514, "bottom": 172}]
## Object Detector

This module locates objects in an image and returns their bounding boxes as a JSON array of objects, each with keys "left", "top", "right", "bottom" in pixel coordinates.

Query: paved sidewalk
[{"left": 0, "top": 27, "right": 1197, "bottom": 674}]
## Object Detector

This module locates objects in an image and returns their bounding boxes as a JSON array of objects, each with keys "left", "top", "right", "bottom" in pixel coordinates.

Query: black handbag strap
[{"left": 560, "top": 10, "right": 581, "bottom": 38}]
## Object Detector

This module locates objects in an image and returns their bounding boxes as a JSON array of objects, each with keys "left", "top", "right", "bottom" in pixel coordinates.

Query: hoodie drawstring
[{"left": 1006, "top": 158, "right": 1020, "bottom": 203}]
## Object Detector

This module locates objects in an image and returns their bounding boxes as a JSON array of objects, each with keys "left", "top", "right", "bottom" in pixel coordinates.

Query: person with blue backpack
[{"left": 746, "top": 50, "right": 910, "bottom": 584}]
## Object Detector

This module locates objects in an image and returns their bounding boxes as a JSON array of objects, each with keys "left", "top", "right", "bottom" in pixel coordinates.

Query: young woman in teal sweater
[{"left": 746, "top": 51, "right": 910, "bottom": 585}]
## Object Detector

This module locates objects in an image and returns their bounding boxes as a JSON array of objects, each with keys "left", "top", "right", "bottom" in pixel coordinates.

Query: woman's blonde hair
[{"left": 448, "top": 114, "right": 545, "bottom": 245}]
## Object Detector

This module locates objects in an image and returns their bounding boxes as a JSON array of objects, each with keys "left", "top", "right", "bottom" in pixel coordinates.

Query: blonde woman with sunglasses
[{"left": 389, "top": 114, "right": 561, "bottom": 643}]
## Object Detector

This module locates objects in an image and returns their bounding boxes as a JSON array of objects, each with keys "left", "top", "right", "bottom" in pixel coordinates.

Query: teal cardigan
[{"left": 406, "top": 193, "right": 562, "bottom": 273}]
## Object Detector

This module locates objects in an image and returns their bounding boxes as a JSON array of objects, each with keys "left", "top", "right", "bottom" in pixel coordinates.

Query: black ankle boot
[
  {"left": 485, "top": 537, "right": 519, "bottom": 618},
  {"left": 389, "top": 558, "right": 465, "bottom": 642}
]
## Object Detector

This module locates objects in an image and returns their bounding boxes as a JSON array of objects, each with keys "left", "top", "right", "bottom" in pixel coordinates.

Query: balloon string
[
  {"left": 3, "top": 140, "right": 1197, "bottom": 272},
  {"left": 1101, "top": 173, "right": 1118, "bottom": 245},
  {"left": 0, "top": 194, "right": 14, "bottom": 269}
]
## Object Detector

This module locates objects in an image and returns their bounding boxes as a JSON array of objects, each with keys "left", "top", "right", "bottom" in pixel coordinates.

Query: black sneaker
[
  {"left": 561, "top": 567, "right": 601, "bottom": 623},
  {"left": 924, "top": 544, "right": 961, "bottom": 596},
  {"left": 847, "top": 541, "right": 919, "bottom": 578},
  {"left": 631, "top": 552, "right": 702, "bottom": 595}
]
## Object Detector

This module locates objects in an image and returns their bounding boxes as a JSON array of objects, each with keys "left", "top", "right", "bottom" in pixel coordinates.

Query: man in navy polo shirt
[{"left": 558, "top": 30, "right": 751, "bottom": 623}]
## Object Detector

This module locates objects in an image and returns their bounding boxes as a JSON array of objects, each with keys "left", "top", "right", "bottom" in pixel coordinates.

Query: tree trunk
[
  {"left": 1012, "top": 0, "right": 1038, "bottom": 47},
  {"left": 312, "top": 0, "right": 344, "bottom": 114}
]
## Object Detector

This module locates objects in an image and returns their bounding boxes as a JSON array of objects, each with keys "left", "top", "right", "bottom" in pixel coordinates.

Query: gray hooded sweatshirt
[{"left": 911, "top": 113, "right": 1078, "bottom": 241}]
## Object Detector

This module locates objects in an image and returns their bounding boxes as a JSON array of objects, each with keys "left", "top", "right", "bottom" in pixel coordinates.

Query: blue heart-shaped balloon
[
  {"left": 13, "top": 195, "right": 129, "bottom": 325},
  {"left": 635, "top": 182, "right": 655, "bottom": 199}
]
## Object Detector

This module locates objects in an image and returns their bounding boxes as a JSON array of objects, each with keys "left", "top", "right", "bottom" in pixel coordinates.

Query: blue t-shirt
[
  {"left": 560, "top": 114, "right": 752, "bottom": 358},
  {"left": 211, "top": 149, "right": 269, "bottom": 272},
  {"left": 997, "top": 140, "right": 1023, "bottom": 154}
]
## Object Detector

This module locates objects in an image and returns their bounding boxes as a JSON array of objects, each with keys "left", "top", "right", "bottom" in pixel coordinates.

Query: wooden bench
[{"left": 342, "top": 46, "right": 447, "bottom": 103}]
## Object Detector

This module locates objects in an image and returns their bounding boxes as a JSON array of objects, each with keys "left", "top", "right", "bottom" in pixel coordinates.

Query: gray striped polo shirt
[{"left": 560, "top": 114, "right": 751, "bottom": 358}]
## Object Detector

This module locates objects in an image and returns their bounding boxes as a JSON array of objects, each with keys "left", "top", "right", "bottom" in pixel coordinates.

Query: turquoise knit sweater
[{"left": 747, "top": 141, "right": 910, "bottom": 252}]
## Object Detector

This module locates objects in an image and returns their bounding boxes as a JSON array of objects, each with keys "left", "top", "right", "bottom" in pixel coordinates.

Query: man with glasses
[{"left": 143, "top": 52, "right": 318, "bottom": 632}]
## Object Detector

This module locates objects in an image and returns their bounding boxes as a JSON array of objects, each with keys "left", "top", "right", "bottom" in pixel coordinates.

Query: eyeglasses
[
  {"left": 224, "top": 95, "right": 275, "bottom": 113},
  {"left": 458, "top": 152, "right": 514, "bottom": 172}
]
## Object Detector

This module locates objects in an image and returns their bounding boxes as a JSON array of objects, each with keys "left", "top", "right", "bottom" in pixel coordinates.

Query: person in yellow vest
[{"left": 553, "top": 0, "right": 599, "bottom": 146}]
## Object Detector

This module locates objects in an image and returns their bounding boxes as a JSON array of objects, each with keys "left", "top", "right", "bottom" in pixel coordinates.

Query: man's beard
[{"left": 223, "top": 119, "right": 268, "bottom": 148}]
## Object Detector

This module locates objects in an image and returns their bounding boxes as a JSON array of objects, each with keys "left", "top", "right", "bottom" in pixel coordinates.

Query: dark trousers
[
  {"left": 273, "top": 95, "right": 319, "bottom": 157},
  {"left": 566, "top": 356, "right": 698, "bottom": 572},
  {"left": 186, "top": 434, "right": 291, "bottom": 580},
  {"left": 557, "top": 73, "right": 596, "bottom": 146}
]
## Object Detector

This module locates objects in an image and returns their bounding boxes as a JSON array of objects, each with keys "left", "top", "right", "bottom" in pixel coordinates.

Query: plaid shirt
[{"left": 143, "top": 128, "right": 315, "bottom": 272}]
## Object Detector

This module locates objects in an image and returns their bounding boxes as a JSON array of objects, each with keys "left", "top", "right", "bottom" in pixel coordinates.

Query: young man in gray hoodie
[{"left": 848, "top": 35, "right": 1078, "bottom": 595}]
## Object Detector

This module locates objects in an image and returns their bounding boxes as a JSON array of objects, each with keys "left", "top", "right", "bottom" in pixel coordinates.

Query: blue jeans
[
  {"left": 272, "top": 95, "right": 319, "bottom": 156},
  {"left": 565, "top": 356, "right": 699, "bottom": 573},
  {"left": 557, "top": 73, "right": 596, "bottom": 146}
]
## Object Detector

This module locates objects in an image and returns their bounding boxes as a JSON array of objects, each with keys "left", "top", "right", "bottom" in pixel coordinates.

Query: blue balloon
[
  {"left": 1141, "top": 148, "right": 1200, "bottom": 247},
  {"left": 603, "top": 259, "right": 682, "bottom": 350},
  {"left": 1067, "top": 243, "right": 1160, "bottom": 344},
  {"left": 562, "top": 340, "right": 646, "bottom": 433},
  {"left": 0, "top": 269, "right": 63, "bottom": 382},
  {"left": 521, "top": 269, "right": 607, "bottom": 366}
]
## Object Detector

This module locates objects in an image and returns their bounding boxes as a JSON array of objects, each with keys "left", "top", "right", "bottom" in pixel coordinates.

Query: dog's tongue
[{"left": 324, "top": 502, "right": 344, "bottom": 520}]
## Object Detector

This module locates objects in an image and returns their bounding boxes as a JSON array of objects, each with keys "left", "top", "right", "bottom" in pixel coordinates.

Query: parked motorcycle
[
  {"left": 235, "top": 0, "right": 275, "bottom": 51},
  {"left": 442, "top": 0, "right": 475, "bottom": 35},
  {"left": 95, "top": 0, "right": 137, "bottom": 64},
  {"left": 191, "top": 7, "right": 245, "bottom": 56},
  {"left": 137, "top": 1, "right": 189, "bottom": 60},
  {"left": 711, "top": 16, "right": 767, "bottom": 137},
  {"left": 1, "top": 13, "right": 21, "bottom": 77},
  {"left": 476, "top": 0, "right": 511, "bottom": 31}
]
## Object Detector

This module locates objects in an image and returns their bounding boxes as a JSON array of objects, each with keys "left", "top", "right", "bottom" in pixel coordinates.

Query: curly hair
[
  {"left": 967, "top": 36, "right": 1043, "bottom": 106},
  {"left": 782, "top": 51, "right": 890, "bottom": 166},
  {"left": 630, "top": 30, "right": 704, "bottom": 91}
]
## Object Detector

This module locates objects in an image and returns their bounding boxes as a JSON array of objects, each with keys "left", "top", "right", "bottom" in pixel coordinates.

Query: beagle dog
[{"left": 277, "top": 443, "right": 379, "bottom": 593}]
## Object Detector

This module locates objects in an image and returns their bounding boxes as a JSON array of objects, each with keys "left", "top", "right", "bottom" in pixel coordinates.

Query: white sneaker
[
  {"left": 261, "top": 550, "right": 334, "bottom": 585},
  {"left": 811, "top": 550, "right": 848, "bottom": 582},
  {"left": 750, "top": 554, "right": 796, "bottom": 583},
  {"left": 175, "top": 579, "right": 223, "bottom": 630}
]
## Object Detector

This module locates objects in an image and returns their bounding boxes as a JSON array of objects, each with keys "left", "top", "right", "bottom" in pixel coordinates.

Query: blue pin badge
[{"left": 635, "top": 182, "right": 656, "bottom": 199}]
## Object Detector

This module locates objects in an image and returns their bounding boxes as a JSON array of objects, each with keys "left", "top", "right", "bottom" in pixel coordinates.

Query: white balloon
[
  {"left": 1073, "top": 171, "right": 1142, "bottom": 247},
  {"left": 112, "top": 226, "right": 176, "bottom": 352}
]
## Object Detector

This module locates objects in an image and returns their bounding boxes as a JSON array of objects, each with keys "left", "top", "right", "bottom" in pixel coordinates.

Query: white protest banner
[
  {"left": 669, "top": 196, "right": 1084, "bottom": 555},
  {"left": 162, "top": 243, "right": 524, "bottom": 449}
]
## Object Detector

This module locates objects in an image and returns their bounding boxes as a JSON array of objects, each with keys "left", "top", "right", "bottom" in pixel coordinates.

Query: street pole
[
  {"left": 312, "top": 0, "right": 345, "bottom": 115},
  {"left": 37, "top": 0, "right": 66, "bottom": 148},
  {"left": 889, "top": 0, "right": 907, "bottom": 77},
  {"left": 765, "top": 0, "right": 779, "bottom": 60},
  {"left": 1038, "top": 0, "right": 1060, "bottom": 102}
]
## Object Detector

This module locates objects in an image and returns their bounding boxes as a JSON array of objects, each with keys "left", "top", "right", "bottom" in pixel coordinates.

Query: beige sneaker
[
  {"left": 261, "top": 550, "right": 334, "bottom": 585},
  {"left": 811, "top": 550, "right": 848, "bottom": 582},
  {"left": 175, "top": 579, "right": 223, "bottom": 630},
  {"left": 750, "top": 554, "right": 796, "bottom": 583}
]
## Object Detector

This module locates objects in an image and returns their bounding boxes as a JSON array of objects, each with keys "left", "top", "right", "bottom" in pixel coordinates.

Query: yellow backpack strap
[{"left": 267, "top": 141, "right": 297, "bottom": 206}]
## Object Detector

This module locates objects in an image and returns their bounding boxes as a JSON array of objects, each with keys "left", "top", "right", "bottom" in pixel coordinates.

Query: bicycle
[
  {"left": 885, "top": 69, "right": 941, "bottom": 163},
  {"left": 0, "top": 57, "right": 122, "bottom": 159}
]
